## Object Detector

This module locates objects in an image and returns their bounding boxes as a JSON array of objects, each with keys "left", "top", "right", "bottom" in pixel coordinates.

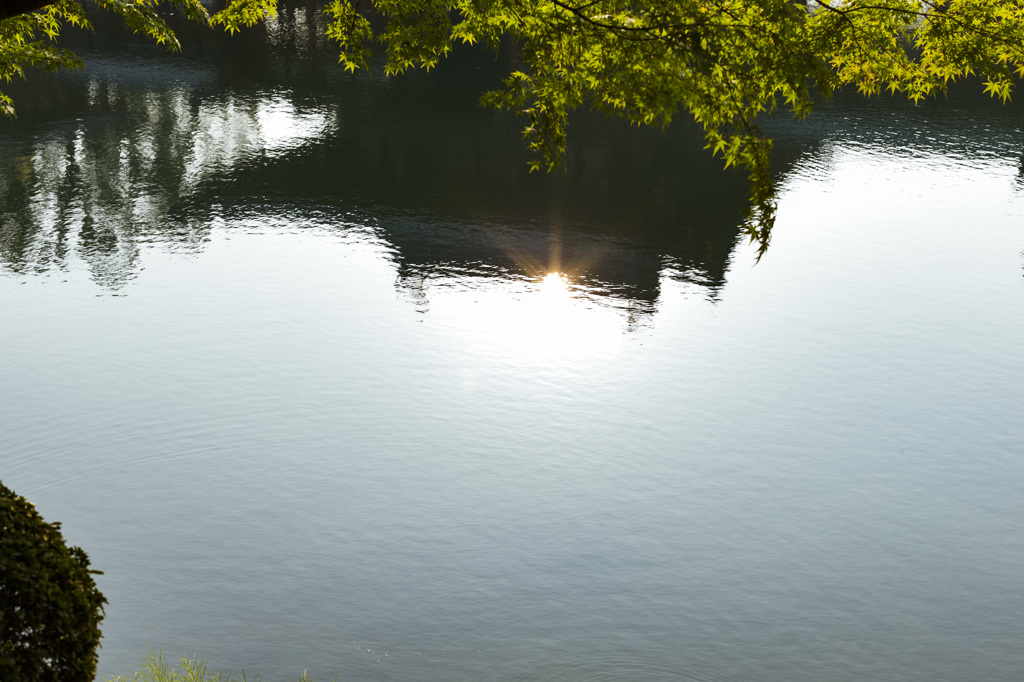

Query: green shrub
[{"left": 0, "top": 480, "right": 107, "bottom": 682}]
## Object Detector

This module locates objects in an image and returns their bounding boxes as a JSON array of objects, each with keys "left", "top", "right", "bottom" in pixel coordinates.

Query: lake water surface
[{"left": 2, "top": 5, "right": 1024, "bottom": 681}]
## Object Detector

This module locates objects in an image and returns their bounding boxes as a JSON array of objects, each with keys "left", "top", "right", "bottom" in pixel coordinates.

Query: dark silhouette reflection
[
  {"left": 0, "top": 1, "right": 755, "bottom": 318},
  {"left": 2, "top": 2, "right": 1021, "bottom": 311}
]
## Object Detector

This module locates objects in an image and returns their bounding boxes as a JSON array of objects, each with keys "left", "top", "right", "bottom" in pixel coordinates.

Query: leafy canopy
[
  {"left": 3, "top": 0, "right": 1023, "bottom": 252},
  {"left": 0, "top": 480, "right": 107, "bottom": 682}
]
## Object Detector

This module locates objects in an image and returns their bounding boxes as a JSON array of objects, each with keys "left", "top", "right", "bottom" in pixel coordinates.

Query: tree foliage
[
  {"left": 0, "top": 480, "right": 107, "bottom": 682},
  {"left": 2, "top": 0, "right": 1023, "bottom": 253},
  {"left": 0, "top": 0, "right": 277, "bottom": 113}
]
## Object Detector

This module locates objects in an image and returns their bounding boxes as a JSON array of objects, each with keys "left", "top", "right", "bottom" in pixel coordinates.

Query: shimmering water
[{"left": 2, "top": 5, "right": 1024, "bottom": 681}]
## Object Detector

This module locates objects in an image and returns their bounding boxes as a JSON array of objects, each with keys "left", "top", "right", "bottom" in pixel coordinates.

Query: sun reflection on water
[
  {"left": 538, "top": 271, "right": 571, "bottom": 303},
  {"left": 427, "top": 270, "right": 631, "bottom": 366}
]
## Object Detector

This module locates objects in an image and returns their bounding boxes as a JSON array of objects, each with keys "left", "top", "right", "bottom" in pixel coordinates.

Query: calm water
[{"left": 2, "top": 5, "right": 1024, "bottom": 681}]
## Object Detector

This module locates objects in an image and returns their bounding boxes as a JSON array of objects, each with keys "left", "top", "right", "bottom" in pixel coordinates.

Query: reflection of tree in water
[
  {"left": 0, "top": 76, "right": 339, "bottom": 288},
  {"left": 1, "top": 131, "right": 141, "bottom": 289},
  {"left": 0, "top": 2, "right": 750, "bottom": 320},
  {"left": 388, "top": 216, "right": 668, "bottom": 327},
  {"left": 5, "top": 1, "right": 1024, "bottom": 309}
]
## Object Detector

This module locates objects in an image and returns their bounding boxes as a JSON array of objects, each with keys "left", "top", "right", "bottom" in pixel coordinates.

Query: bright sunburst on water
[
  {"left": 539, "top": 271, "right": 569, "bottom": 293},
  {"left": 426, "top": 270, "right": 629, "bottom": 366}
]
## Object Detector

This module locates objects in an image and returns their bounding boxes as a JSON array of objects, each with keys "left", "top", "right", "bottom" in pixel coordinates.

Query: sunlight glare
[
  {"left": 427, "top": 270, "right": 627, "bottom": 366},
  {"left": 539, "top": 271, "right": 570, "bottom": 299}
]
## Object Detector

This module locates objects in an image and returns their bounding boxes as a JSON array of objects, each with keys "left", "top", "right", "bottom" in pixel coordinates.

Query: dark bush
[{"left": 0, "top": 481, "right": 107, "bottom": 682}]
